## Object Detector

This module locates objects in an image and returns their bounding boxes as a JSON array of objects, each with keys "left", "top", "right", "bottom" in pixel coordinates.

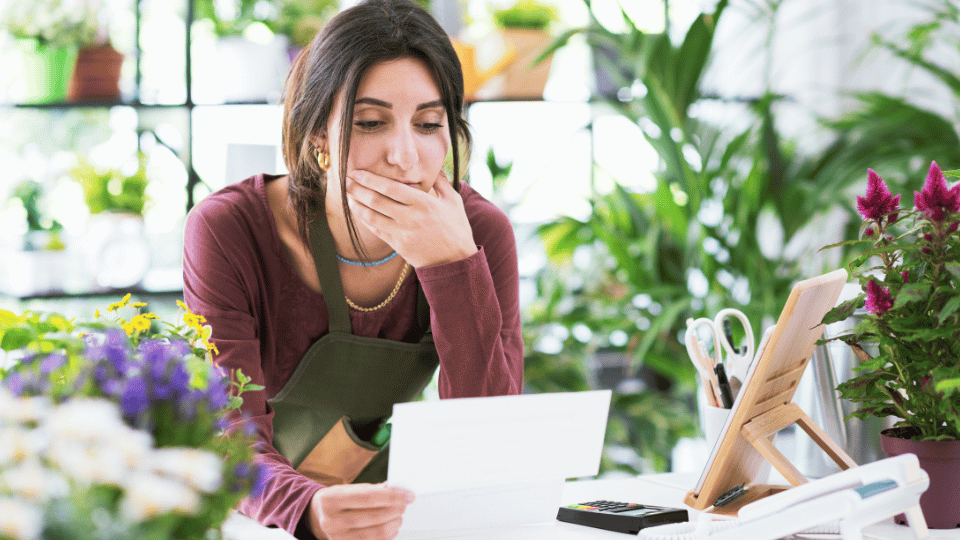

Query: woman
[{"left": 182, "top": 0, "right": 523, "bottom": 539}]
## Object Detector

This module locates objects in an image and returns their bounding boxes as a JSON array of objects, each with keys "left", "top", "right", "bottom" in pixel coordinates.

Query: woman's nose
[{"left": 386, "top": 127, "right": 417, "bottom": 171}]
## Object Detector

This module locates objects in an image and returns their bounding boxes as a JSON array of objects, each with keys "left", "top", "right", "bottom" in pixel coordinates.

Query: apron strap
[
  {"left": 308, "top": 211, "right": 353, "bottom": 334},
  {"left": 416, "top": 281, "right": 431, "bottom": 338}
]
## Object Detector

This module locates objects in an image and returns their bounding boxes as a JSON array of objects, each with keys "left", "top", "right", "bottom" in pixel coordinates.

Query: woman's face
[{"left": 322, "top": 56, "right": 450, "bottom": 202}]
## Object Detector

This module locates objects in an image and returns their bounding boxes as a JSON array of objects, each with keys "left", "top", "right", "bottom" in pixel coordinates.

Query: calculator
[{"left": 556, "top": 500, "right": 689, "bottom": 534}]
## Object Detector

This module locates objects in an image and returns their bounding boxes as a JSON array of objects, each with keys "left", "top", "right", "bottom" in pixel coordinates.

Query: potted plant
[
  {"left": 2, "top": 180, "right": 68, "bottom": 297},
  {"left": 0, "top": 298, "right": 267, "bottom": 538},
  {"left": 1, "top": 0, "right": 97, "bottom": 103},
  {"left": 70, "top": 154, "right": 152, "bottom": 289},
  {"left": 822, "top": 162, "right": 960, "bottom": 529},
  {"left": 492, "top": 0, "right": 559, "bottom": 98},
  {"left": 263, "top": 0, "right": 338, "bottom": 62}
]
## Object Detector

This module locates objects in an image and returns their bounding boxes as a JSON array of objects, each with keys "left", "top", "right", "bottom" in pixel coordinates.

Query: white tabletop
[{"left": 222, "top": 472, "right": 960, "bottom": 540}]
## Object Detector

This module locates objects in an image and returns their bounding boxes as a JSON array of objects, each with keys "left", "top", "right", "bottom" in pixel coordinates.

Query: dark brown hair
[{"left": 281, "top": 0, "right": 471, "bottom": 260}]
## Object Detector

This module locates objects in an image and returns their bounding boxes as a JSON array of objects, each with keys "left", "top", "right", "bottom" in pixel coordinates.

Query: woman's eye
[
  {"left": 354, "top": 120, "right": 383, "bottom": 131},
  {"left": 418, "top": 123, "right": 444, "bottom": 133}
]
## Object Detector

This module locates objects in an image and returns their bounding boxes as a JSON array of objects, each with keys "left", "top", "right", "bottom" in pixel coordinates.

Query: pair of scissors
[
  {"left": 684, "top": 320, "right": 724, "bottom": 408},
  {"left": 685, "top": 309, "right": 756, "bottom": 403}
]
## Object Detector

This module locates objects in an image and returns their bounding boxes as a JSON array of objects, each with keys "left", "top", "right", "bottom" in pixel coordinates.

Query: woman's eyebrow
[
  {"left": 353, "top": 97, "right": 444, "bottom": 111},
  {"left": 416, "top": 100, "right": 444, "bottom": 111}
]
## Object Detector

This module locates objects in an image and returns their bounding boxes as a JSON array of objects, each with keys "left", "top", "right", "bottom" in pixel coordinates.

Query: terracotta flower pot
[
  {"left": 881, "top": 427, "right": 960, "bottom": 529},
  {"left": 68, "top": 43, "right": 123, "bottom": 102},
  {"left": 499, "top": 28, "right": 554, "bottom": 99}
]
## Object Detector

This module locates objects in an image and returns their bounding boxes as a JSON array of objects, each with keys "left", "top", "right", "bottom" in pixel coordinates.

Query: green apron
[{"left": 267, "top": 211, "right": 439, "bottom": 484}]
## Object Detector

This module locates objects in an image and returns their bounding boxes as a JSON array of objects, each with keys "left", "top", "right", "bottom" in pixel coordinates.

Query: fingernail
[{"left": 405, "top": 491, "right": 415, "bottom": 503}]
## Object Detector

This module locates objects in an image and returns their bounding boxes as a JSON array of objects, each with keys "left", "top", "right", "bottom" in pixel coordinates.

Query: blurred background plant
[
  {"left": 492, "top": 0, "right": 559, "bottom": 31},
  {"left": 264, "top": 0, "right": 338, "bottom": 48},
  {"left": 70, "top": 153, "right": 148, "bottom": 216},
  {"left": 0, "top": 298, "right": 266, "bottom": 539},
  {"left": 0, "top": 0, "right": 99, "bottom": 47},
  {"left": 7, "top": 180, "right": 65, "bottom": 251}
]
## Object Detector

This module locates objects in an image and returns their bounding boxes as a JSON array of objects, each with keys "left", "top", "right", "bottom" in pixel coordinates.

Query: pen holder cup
[{"left": 700, "top": 401, "right": 731, "bottom": 448}]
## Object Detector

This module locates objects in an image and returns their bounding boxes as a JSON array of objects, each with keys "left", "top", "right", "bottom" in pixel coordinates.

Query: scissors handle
[{"left": 715, "top": 308, "right": 755, "bottom": 365}]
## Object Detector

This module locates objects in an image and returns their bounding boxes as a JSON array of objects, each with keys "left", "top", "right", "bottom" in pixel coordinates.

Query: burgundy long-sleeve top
[{"left": 182, "top": 173, "right": 523, "bottom": 535}]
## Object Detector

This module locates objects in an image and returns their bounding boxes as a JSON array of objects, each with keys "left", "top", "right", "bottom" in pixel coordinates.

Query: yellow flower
[
  {"left": 183, "top": 313, "right": 200, "bottom": 328},
  {"left": 130, "top": 301, "right": 148, "bottom": 308},
  {"left": 141, "top": 313, "right": 159, "bottom": 320},
  {"left": 108, "top": 293, "right": 132, "bottom": 312},
  {"left": 199, "top": 325, "right": 212, "bottom": 341},
  {"left": 121, "top": 322, "right": 135, "bottom": 336},
  {"left": 208, "top": 342, "right": 220, "bottom": 356},
  {"left": 130, "top": 315, "right": 151, "bottom": 332},
  {"left": 177, "top": 300, "right": 188, "bottom": 310},
  {"left": 94, "top": 309, "right": 101, "bottom": 319}
]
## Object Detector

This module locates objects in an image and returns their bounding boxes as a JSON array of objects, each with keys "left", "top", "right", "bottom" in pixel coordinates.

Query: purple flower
[
  {"left": 85, "top": 329, "right": 132, "bottom": 374},
  {"left": 170, "top": 362, "right": 191, "bottom": 392},
  {"left": 121, "top": 376, "right": 150, "bottom": 418},
  {"left": 39, "top": 353, "right": 66, "bottom": 375},
  {"left": 5, "top": 372, "right": 25, "bottom": 396},
  {"left": 914, "top": 161, "right": 960, "bottom": 222},
  {"left": 857, "top": 169, "right": 901, "bottom": 222},
  {"left": 206, "top": 379, "right": 230, "bottom": 411},
  {"left": 865, "top": 279, "right": 894, "bottom": 315}
]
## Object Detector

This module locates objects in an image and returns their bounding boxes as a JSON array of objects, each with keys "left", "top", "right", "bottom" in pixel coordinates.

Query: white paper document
[{"left": 387, "top": 390, "right": 611, "bottom": 535}]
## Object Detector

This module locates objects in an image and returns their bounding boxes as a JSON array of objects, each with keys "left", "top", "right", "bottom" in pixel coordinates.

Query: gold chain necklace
[{"left": 344, "top": 262, "right": 411, "bottom": 312}]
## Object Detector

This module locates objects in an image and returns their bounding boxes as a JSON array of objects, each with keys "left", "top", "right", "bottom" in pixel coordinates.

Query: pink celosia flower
[
  {"left": 858, "top": 169, "right": 901, "bottom": 222},
  {"left": 901, "top": 271, "right": 909, "bottom": 283},
  {"left": 914, "top": 161, "right": 960, "bottom": 222},
  {"left": 865, "top": 279, "right": 893, "bottom": 315}
]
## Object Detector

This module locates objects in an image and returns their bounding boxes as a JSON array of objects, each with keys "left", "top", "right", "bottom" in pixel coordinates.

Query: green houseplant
[
  {"left": 525, "top": 0, "right": 885, "bottom": 473},
  {"left": 3, "top": 180, "right": 68, "bottom": 297},
  {"left": 822, "top": 162, "right": 960, "bottom": 528},
  {"left": 71, "top": 155, "right": 148, "bottom": 217},
  {"left": 265, "top": 0, "right": 338, "bottom": 52},
  {"left": 493, "top": 0, "right": 557, "bottom": 31},
  {"left": 0, "top": 298, "right": 266, "bottom": 539}
]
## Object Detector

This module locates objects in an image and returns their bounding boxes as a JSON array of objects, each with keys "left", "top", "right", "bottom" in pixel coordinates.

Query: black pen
[{"left": 714, "top": 363, "right": 735, "bottom": 409}]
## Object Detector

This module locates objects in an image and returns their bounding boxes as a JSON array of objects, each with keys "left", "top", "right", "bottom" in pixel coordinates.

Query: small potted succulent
[
  {"left": 491, "top": 0, "right": 560, "bottom": 98},
  {"left": 822, "top": 161, "right": 960, "bottom": 529}
]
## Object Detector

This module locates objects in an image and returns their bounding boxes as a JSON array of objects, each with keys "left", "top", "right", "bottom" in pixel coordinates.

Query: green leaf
[
  {"left": 893, "top": 282, "right": 931, "bottom": 309},
  {"left": 945, "top": 262, "right": 960, "bottom": 283},
  {"left": 940, "top": 295, "right": 960, "bottom": 324},
  {"left": 1, "top": 328, "right": 34, "bottom": 351},
  {"left": 945, "top": 169, "right": 960, "bottom": 179},
  {"left": 822, "top": 295, "right": 864, "bottom": 325},
  {"left": 935, "top": 378, "right": 960, "bottom": 394}
]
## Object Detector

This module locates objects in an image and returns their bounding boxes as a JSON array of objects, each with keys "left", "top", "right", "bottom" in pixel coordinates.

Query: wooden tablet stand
[{"left": 683, "top": 269, "right": 856, "bottom": 517}]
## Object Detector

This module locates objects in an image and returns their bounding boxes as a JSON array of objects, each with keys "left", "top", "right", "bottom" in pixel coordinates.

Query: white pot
[{"left": 84, "top": 213, "right": 152, "bottom": 289}]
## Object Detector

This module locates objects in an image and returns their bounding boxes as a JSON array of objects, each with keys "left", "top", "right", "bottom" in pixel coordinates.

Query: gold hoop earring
[{"left": 316, "top": 150, "right": 331, "bottom": 172}]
